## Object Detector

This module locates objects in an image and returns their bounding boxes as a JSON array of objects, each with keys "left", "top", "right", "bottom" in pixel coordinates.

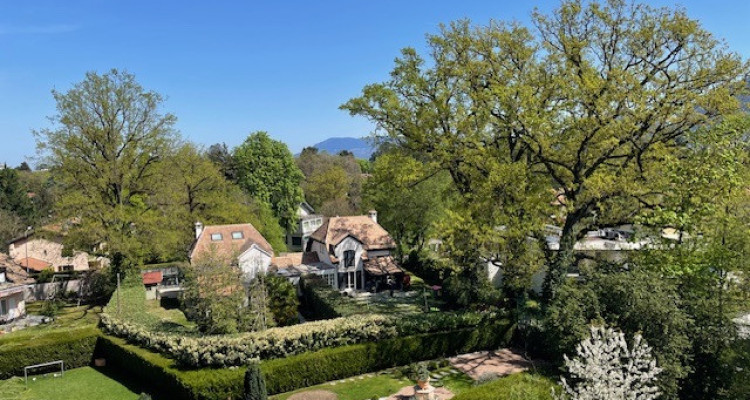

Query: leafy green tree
[
  {"left": 182, "top": 250, "right": 251, "bottom": 334},
  {"left": 296, "top": 147, "right": 364, "bottom": 216},
  {"left": 234, "top": 132, "right": 304, "bottom": 231},
  {"left": 34, "top": 69, "right": 179, "bottom": 265},
  {"left": 247, "top": 272, "right": 275, "bottom": 331},
  {"left": 264, "top": 273, "right": 299, "bottom": 326},
  {"left": 243, "top": 360, "right": 267, "bottom": 400},
  {"left": 342, "top": 0, "right": 749, "bottom": 301},
  {"left": 363, "top": 151, "right": 450, "bottom": 260},
  {"left": 206, "top": 142, "right": 237, "bottom": 181},
  {"left": 0, "top": 168, "right": 34, "bottom": 221}
]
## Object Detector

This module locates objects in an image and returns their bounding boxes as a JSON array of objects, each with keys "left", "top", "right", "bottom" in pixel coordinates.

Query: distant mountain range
[{"left": 307, "top": 137, "right": 376, "bottom": 159}]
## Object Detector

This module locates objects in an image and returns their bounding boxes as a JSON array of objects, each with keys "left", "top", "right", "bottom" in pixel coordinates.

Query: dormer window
[
  {"left": 231, "top": 231, "right": 244, "bottom": 240},
  {"left": 211, "top": 233, "right": 223, "bottom": 241}
]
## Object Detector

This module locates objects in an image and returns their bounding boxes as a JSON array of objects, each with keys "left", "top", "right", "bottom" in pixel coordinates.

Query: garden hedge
[
  {"left": 0, "top": 326, "right": 100, "bottom": 379},
  {"left": 96, "top": 318, "right": 513, "bottom": 400}
]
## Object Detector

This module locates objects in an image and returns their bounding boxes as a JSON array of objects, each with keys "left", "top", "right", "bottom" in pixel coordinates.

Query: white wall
[
  {"left": 310, "top": 240, "right": 332, "bottom": 265},
  {"left": 334, "top": 237, "right": 365, "bottom": 289},
  {"left": 0, "top": 291, "right": 25, "bottom": 321},
  {"left": 486, "top": 261, "right": 545, "bottom": 295},
  {"left": 238, "top": 246, "right": 272, "bottom": 282}
]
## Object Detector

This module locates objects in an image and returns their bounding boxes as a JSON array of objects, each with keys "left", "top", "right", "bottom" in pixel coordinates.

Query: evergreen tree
[{"left": 243, "top": 360, "right": 267, "bottom": 400}]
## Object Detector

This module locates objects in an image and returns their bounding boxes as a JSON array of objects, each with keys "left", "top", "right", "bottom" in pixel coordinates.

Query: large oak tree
[{"left": 342, "top": 0, "right": 749, "bottom": 301}]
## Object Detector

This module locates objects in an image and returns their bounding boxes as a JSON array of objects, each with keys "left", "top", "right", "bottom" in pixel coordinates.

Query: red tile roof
[
  {"left": 0, "top": 253, "right": 34, "bottom": 284},
  {"left": 271, "top": 252, "right": 320, "bottom": 269},
  {"left": 189, "top": 223, "right": 274, "bottom": 262},
  {"left": 17, "top": 257, "right": 52, "bottom": 272},
  {"left": 309, "top": 216, "right": 396, "bottom": 251},
  {"left": 142, "top": 271, "right": 163, "bottom": 285}
]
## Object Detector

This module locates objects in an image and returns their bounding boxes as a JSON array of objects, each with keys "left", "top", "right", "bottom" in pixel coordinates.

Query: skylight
[
  {"left": 211, "top": 233, "right": 223, "bottom": 241},
  {"left": 232, "top": 231, "right": 244, "bottom": 239}
]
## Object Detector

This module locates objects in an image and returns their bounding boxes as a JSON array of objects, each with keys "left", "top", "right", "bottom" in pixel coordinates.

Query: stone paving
[{"left": 447, "top": 349, "right": 533, "bottom": 380}]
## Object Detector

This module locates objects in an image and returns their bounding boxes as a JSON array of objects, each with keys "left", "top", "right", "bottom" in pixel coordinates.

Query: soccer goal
[{"left": 24, "top": 360, "right": 64, "bottom": 384}]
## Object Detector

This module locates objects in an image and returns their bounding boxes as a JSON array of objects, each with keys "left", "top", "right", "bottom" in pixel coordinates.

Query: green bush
[
  {"left": 101, "top": 307, "right": 501, "bottom": 368},
  {"left": 451, "top": 373, "right": 557, "bottom": 400},
  {"left": 97, "top": 319, "right": 512, "bottom": 399},
  {"left": 261, "top": 320, "right": 512, "bottom": 394},
  {"left": 0, "top": 326, "right": 99, "bottom": 379},
  {"left": 244, "top": 360, "right": 267, "bottom": 400}
]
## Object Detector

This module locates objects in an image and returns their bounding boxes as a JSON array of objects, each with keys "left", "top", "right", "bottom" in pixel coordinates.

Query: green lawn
[
  {"left": 0, "top": 367, "right": 154, "bottom": 400},
  {"left": 271, "top": 366, "right": 475, "bottom": 400},
  {"left": 0, "top": 304, "right": 101, "bottom": 348}
]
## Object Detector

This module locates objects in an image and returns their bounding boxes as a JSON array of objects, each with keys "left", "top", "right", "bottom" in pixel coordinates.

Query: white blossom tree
[{"left": 555, "top": 326, "right": 662, "bottom": 400}]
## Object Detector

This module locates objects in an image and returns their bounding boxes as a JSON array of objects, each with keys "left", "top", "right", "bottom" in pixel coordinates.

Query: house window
[
  {"left": 61, "top": 265, "right": 74, "bottom": 272},
  {"left": 325, "top": 271, "right": 336, "bottom": 287},
  {"left": 292, "top": 236, "right": 302, "bottom": 246},
  {"left": 211, "top": 233, "right": 223, "bottom": 241},
  {"left": 0, "top": 299, "right": 7, "bottom": 316},
  {"left": 303, "top": 221, "right": 310, "bottom": 230},
  {"left": 344, "top": 250, "right": 355, "bottom": 268},
  {"left": 231, "top": 231, "right": 244, "bottom": 240}
]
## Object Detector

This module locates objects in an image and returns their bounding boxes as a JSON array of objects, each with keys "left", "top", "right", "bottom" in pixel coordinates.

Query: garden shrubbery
[
  {"left": 101, "top": 309, "right": 503, "bottom": 367},
  {"left": 0, "top": 326, "right": 100, "bottom": 379},
  {"left": 97, "top": 316, "right": 512, "bottom": 399}
]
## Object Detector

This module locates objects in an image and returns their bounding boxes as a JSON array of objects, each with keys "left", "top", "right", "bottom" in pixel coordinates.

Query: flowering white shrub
[
  {"left": 555, "top": 326, "right": 662, "bottom": 400},
  {"left": 99, "top": 311, "right": 501, "bottom": 367}
]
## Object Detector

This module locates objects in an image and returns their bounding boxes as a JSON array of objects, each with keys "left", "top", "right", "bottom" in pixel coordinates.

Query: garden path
[{"left": 448, "top": 349, "right": 532, "bottom": 380}]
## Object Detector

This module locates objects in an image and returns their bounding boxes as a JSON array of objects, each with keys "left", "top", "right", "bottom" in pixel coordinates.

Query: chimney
[
  {"left": 368, "top": 210, "right": 378, "bottom": 224},
  {"left": 194, "top": 222, "right": 204, "bottom": 239}
]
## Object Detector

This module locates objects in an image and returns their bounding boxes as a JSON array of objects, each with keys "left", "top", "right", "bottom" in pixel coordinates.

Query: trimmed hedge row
[
  {"left": 0, "top": 326, "right": 100, "bottom": 379},
  {"left": 96, "top": 318, "right": 514, "bottom": 400},
  {"left": 262, "top": 318, "right": 514, "bottom": 394},
  {"left": 101, "top": 308, "right": 502, "bottom": 368}
]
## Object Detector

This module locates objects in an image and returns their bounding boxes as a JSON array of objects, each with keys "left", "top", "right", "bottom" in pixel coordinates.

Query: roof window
[
  {"left": 231, "top": 231, "right": 244, "bottom": 239},
  {"left": 211, "top": 233, "right": 223, "bottom": 241}
]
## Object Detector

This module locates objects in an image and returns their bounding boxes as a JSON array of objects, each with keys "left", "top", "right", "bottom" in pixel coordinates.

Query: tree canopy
[
  {"left": 342, "top": 0, "right": 749, "bottom": 300},
  {"left": 234, "top": 131, "right": 304, "bottom": 231}
]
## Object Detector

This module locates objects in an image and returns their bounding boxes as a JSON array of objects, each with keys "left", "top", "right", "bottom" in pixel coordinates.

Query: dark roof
[
  {"left": 189, "top": 223, "right": 274, "bottom": 261},
  {"left": 309, "top": 216, "right": 396, "bottom": 251},
  {"left": 363, "top": 255, "right": 403, "bottom": 276}
]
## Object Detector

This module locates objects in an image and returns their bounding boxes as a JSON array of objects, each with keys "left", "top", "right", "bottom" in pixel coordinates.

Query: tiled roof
[
  {"left": 0, "top": 253, "right": 34, "bottom": 284},
  {"left": 142, "top": 271, "right": 163, "bottom": 285},
  {"left": 309, "top": 216, "right": 396, "bottom": 251},
  {"left": 189, "top": 223, "right": 274, "bottom": 261},
  {"left": 17, "top": 257, "right": 52, "bottom": 272},
  {"left": 271, "top": 252, "right": 320, "bottom": 269},
  {"left": 363, "top": 255, "right": 403, "bottom": 276}
]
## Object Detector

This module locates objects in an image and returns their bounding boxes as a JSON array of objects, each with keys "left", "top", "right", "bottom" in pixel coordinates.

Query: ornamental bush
[
  {"left": 244, "top": 360, "right": 267, "bottom": 400},
  {"left": 0, "top": 326, "right": 99, "bottom": 379},
  {"left": 100, "top": 310, "right": 502, "bottom": 367}
]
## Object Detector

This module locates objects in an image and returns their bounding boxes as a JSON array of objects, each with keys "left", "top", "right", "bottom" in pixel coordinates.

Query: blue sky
[{"left": 1, "top": 1, "right": 748, "bottom": 167}]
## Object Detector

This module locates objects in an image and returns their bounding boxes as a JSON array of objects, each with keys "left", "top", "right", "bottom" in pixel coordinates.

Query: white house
[
  {"left": 307, "top": 210, "right": 403, "bottom": 292},
  {"left": 286, "top": 202, "right": 324, "bottom": 252},
  {"left": 189, "top": 222, "right": 274, "bottom": 282},
  {"left": 0, "top": 253, "right": 33, "bottom": 324}
]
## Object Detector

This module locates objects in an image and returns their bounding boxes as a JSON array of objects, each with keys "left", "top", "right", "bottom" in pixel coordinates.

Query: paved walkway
[{"left": 448, "top": 349, "right": 533, "bottom": 380}]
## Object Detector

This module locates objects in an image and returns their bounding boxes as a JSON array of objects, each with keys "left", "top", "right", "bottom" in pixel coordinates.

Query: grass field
[
  {"left": 271, "top": 366, "right": 475, "bottom": 400},
  {"left": 0, "top": 367, "right": 155, "bottom": 400},
  {"left": 0, "top": 304, "right": 101, "bottom": 348}
]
